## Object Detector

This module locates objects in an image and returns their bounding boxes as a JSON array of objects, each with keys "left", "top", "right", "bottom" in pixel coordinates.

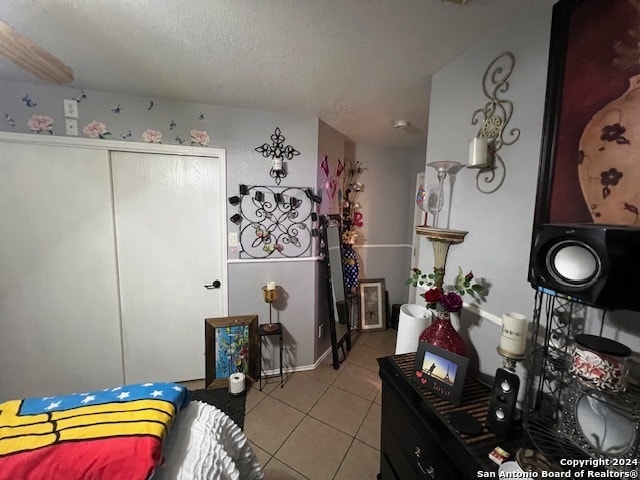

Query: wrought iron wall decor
[
  {"left": 255, "top": 126, "right": 300, "bottom": 185},
  {"left": 229, "top": 185, "right": 319, "bottom": 259},
  {"left": 470, "top": 52, "right": 520, "bottom": 194}
]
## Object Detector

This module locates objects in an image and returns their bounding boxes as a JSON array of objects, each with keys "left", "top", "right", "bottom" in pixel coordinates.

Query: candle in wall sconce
[
  {"left": 499, "top": 312, "right": 528, "bottom": 357},
  {"left": 272, "top": 158, "right": 283, "bottom": 171},
  {"left": 468, "top": 136, "right": 490, "bottom": 169},
  {"left": 266, "top": 281, "right": 276, "bottom": 291}
]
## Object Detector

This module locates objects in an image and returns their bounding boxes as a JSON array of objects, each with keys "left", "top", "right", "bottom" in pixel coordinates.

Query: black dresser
[{"left": 378, "top": 354, "right": 524, "bottom": 479}]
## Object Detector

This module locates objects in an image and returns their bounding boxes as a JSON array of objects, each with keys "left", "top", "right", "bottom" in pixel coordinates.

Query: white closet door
[
  {"left": 0, "top": 142, "right": 124, "bottom": 401},
  {"left": 111, "top": 152, "right": 226, "bottom": 383}
]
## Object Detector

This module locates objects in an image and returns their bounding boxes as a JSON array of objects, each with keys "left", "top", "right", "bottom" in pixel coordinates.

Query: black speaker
[
  {"left": 529, "top": 223, "right": 640, "bottom": 312},
  {"left": 487, "top": 368, "right": 520, "bottom": 438}
]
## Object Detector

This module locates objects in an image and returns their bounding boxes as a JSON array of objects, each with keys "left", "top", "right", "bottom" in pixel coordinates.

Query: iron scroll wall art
[
  {"left": 229, "top": 185, "right": 319, "bottom": 259},
  {"left": 470, "top": 52, "right": 520, "bottom": 194}
]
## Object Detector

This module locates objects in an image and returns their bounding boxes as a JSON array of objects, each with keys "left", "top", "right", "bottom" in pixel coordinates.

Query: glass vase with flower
[{"left": 406, "top": 266, "right": 485, "bottom": 357}]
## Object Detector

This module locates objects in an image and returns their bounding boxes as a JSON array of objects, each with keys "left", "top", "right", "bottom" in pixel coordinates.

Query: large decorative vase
[
  {"left": 419, "top": 310, "right": 466, "bottom": 357},
  {"left": 578, "top": 74, "right": 640, "bottom": 225},
  {"left": 342, "top": 244, "right": 359, "bottom": 289}
]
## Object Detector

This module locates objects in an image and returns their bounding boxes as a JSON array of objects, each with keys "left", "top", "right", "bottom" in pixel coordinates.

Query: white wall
[
  {"left": 354, "top": 143, "right": 425, "bottom": 311},
  {"left": 419, "top": 3, "right": 556, "bottom": 379}
]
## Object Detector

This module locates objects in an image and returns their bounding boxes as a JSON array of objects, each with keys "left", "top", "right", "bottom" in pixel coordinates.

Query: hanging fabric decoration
[{"left": 320, "top": 155, "right": 329, "bottom": 177}]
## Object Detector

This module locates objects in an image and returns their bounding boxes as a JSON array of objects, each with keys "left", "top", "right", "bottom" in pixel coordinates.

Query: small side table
[{"left": 258, "top": 322, "right": 283, "bottom": 390}]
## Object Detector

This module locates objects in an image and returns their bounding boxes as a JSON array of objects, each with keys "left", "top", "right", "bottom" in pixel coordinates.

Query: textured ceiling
[{"left": 0, "top": 0, "right": 546, "bottom": 147}]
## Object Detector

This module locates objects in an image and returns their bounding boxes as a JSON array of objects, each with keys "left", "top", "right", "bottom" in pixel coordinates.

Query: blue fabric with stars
[{"left": 20, "top": 382, "right": 189, "bottom": 415}]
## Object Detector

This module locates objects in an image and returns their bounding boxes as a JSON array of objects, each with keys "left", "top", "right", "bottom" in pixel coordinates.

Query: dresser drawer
[{"left": 382, "top": 385, "right": 455, "bottom": 479}]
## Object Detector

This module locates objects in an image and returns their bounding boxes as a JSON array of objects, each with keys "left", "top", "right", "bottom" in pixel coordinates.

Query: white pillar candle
[
  {"left": 500, "top": 312, "right": 528, "bottom": 356},
  {"left": 272, "top": 158, "right": 283, "bottom": 171},
  {"left": 468, "top": 137, "right": 489, "bottom": 169},
  {"left": 266, "top": 281, "right": 276, "bottom": 291}
]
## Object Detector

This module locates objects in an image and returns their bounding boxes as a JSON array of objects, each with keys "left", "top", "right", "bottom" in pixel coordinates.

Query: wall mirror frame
[{"left": 320, "top": 214, "right": 353, "bottom": 369}]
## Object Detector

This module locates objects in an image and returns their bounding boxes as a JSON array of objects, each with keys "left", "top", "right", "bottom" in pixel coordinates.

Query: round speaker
[{"left": 545, "top": 240, "right": 601, "bottom": 288}]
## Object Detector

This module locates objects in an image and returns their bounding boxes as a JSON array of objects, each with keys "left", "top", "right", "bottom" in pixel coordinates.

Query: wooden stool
[{"left": 258, "top": 323, "right": 283, "bottom": 390}]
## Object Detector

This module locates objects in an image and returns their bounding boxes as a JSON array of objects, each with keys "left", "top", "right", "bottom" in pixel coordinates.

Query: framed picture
[
  {"left": 534, "top": 0, "right": 640, "bottom": 227},
  {"left": 412, "top": 341, "right": 469, "bottom": 405},
  {"left": 205, "top": 315, "right": 259, "bottom": 389},
  {"left": 358, "top": 278, "right": 386, "bottom": 331}
]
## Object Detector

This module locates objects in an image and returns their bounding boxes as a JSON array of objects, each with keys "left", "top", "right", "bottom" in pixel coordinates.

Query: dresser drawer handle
[{"left": 417, "top": 461, "right": 435, "bottom": 479}]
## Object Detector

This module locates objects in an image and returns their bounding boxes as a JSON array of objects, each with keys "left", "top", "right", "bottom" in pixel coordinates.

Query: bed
[{"left": 0, "top": 382, "right": 263, "bottom": 480}]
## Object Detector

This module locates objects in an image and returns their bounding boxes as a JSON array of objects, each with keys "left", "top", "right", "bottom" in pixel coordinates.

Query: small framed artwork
[
  {"left": 358, "top": 278, "right": 386, "bottom": 332},
  {"left": 205, "top": 315, "right": 259, "bottom": 389},
  {"left": 413, "top": 341, "right": 469, "bottom": 405}
]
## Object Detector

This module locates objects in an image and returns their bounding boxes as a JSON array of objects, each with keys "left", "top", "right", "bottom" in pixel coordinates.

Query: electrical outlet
[
  {"left": 65, "top": 119, "right": 78, "bottom": 136},
  {"left": 63, "top": 99, "right": 78, "bottom": 118},
  {"left": 228, "top": 232, "right": 238, "bottom": 247}
]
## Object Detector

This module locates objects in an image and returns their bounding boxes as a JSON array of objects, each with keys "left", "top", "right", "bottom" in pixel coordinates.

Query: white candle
[
  {"left": 500, "top": 312, "right": 528, "bottom": 356},
  {"left": 266, "top": 281, "right": 276, "bottom": 291},
  {"left": 468, "top": 137, "right": 489, "bottom": 169},
  {"left": 272, "top": 158, "right": 283, "bottom": 171}
]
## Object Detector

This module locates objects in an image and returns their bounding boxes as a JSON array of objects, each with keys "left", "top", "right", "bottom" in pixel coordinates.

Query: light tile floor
[{"left": 245, "top": 328, "right": 397, "bottom": 480}]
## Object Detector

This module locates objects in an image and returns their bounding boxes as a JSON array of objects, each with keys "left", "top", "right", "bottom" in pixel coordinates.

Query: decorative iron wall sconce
[
  {"left": 255, "top": 127, "right": 300, "bottom": 185},
  {"left": 469, "top": 52, "right": 520, "bottom": 194}
]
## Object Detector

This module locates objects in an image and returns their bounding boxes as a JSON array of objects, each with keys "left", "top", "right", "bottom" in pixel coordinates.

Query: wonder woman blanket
[{"left": 0, "top": 382, "right": 189, "bottom": 480}]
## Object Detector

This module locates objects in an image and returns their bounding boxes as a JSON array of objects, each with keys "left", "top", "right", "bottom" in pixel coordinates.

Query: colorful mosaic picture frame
[{"left": 205, "top": 315, "right": 259, "bottom": 389}]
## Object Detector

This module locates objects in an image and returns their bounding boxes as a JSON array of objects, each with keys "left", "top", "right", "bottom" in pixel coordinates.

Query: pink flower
[
  {"left": 142, "top": 129, "right": 162, "bottom": 143},
  {"left": 190, "top": 129, "right": 210, "bottom": 146},
  {"left": 27, "top": 114, "right": 53, "bottom": 134},
  {"left": 82, "top": 121, "right": 110, "bottom": 139}
]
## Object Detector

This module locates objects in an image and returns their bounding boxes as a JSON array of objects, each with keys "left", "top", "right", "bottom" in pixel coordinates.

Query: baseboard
[{"left": 260, "top": 346, "right": 333, "bottom": 377}]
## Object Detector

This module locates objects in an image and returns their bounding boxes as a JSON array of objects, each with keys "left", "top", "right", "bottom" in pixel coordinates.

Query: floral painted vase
[
  {"left": 578, "top": 74, "right": 640, "bottom": 225},
  {"left": 419, "top": 310, "right": 466, "bottom": 357}
]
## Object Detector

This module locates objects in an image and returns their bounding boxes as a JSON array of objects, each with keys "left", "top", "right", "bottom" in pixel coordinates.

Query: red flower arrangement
[{"left": 406, "top": 267, "right": 485, "bottom": 313}]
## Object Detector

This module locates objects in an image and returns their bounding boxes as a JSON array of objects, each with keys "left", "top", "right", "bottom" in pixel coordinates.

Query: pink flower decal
[
  {"left": 142, "top": 129, "right": 162, "bottom": 143},
  {"left": 27, "top": 114, "right": 53, "bottom": 134},
  {"left": 82, "top": 121, "right": 111, "bottom": 139},
  {"left": 190, "top": 129, "right": 210, "bottom": 146}
]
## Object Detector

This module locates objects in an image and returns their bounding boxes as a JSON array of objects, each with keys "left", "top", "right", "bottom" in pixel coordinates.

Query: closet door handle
[{"left": 204, "top": 280, "right": 221, "bottom": 289}]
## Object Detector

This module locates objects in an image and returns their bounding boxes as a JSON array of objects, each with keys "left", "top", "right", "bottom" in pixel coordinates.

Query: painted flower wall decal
[
  {"left": 27, "top": 114, "right": 53, "bottom": 134},
  {"left": 83, "top": 121, "right": 111, "bottom": 139},
  {"left": 190, "top": 129, "right": 210, "bottom": 146},
  {"left": 142, "top": 129, "right": 162, "bottom": 143}
]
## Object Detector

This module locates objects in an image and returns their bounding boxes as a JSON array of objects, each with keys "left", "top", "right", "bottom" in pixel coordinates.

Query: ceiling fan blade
[{"left": 0, "top": 20, "right": 73, "bottom": 84}]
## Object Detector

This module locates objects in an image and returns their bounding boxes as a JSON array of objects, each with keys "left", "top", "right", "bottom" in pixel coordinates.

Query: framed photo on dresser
[{"left": 412, "top": 341, "right": 468, "bottom": 405}]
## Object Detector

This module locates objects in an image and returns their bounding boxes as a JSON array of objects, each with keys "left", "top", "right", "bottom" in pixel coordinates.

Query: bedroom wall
[
  {"left": 0, "top": 78, "right": 322, "bottom": 372},
  {"left": 418, "top": 3, "right": 555, "bottom": 380},
  {"left": 0, "top": 78, "right": 423, "bottom": 377},
  {"left": 353, "top": 143, "right": 425, "bottom": 311},
  {"left": 420, "top": 1, "right": 640, "bottom": 385}
]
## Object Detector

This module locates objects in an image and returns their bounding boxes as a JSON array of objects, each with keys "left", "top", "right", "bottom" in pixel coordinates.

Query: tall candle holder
[
  {"left": 497, "top": 346, "right": 526, "bottom": 372},
  {"left": 262, "top": 284, "right": 279, "bottom": 332}
]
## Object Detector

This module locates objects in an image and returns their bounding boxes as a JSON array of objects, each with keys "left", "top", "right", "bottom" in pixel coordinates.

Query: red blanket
[{"left": 0, "top": 382, "right": 188, "bottom": 480}]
